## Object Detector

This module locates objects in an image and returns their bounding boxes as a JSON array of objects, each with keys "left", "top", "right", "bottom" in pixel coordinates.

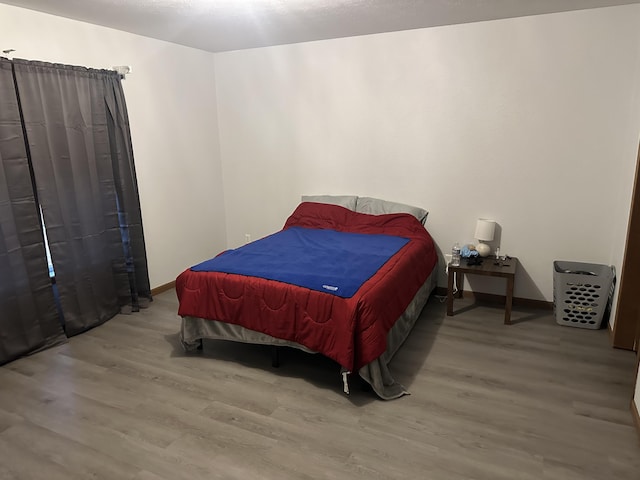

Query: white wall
[
  {"left": 636, "top": 361, "right": 640, "bottom": 426},
  {"left": 214, "top": 5, "right": 640, "bottom": 303},
  {"left": 0, "top": 4, "right": 226, "bottom": 288}
]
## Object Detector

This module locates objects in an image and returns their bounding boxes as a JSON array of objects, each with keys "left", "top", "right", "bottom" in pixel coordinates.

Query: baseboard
[
  {"left": 151, "top": 280, "right": 176, "bottom": 296},
  {"left": 632, "top": 398, "right": 640, "bottom": 442},
  {"left": 434, "top": 287, "right": 553, "bottom": 310}
]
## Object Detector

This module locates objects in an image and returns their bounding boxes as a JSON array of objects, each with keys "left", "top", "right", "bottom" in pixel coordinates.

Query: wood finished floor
[{"left": 0, "top": 290, "right": 638, "bottom": 479}]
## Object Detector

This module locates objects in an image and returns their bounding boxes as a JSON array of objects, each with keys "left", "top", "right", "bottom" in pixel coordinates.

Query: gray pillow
[
  {"left": 301, "top": 195, "right": 357, "bottom": 211},
  {"left": 355, "top": 197, "right": 428, "bottom": 224}
]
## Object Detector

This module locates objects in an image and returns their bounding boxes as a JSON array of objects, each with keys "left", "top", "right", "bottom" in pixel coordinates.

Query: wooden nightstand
[{"left": 446, "top": 256, "right": 518, "bottom": 324}]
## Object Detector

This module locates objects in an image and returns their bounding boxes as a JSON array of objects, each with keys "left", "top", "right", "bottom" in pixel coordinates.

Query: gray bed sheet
[{"left": 180, "top": 268, "right": 437, "bottom": 400}]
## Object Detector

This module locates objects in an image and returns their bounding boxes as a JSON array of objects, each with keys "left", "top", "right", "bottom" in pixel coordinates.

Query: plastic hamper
[{"left": 553, "top": 261, "right": 614, "bottom": 329}]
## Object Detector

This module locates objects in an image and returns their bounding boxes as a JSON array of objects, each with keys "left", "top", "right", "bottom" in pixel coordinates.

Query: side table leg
[
  {"left": 505, "top": 275, "right": 514, "bottom": 325},
  {"left": 447, "top": 268, "right": 454, "bottom": 316}
]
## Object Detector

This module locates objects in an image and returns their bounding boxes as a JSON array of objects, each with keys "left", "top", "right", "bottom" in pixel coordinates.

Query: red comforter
[{"left": 176, "top": 202, "right": 437, "bottom": 371}]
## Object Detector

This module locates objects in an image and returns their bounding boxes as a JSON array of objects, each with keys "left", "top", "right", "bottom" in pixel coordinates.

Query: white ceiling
[{"left": 3, "top": 0, "right": 640, "bottom": 53}]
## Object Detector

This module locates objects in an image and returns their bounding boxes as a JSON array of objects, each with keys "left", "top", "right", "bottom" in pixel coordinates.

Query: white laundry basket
[{"left": 553, "top": 261, "right": 614, "bottom": 329}]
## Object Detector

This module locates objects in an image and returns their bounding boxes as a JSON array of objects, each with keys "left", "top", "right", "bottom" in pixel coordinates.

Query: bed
[{"left": 176, "top": 198, "right": 438, "bottom": 399}]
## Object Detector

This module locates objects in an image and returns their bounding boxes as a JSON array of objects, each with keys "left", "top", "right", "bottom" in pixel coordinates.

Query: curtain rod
[
  {"left": 2, "top": 50, "right": 132, "bottom": 79},
  {"left": 112, "top": 65, "right": 132, "bottom": 79}
]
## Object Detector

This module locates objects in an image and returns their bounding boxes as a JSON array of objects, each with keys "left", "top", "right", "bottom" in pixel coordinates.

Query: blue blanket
[{"left": 191, "top": 226, "right": 409, "bottom": 298}]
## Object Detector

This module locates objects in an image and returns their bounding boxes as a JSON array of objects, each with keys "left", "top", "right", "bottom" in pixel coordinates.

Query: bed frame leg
[
  {"left": 341, "top": 370, "right": 351, "bottom": 395},
  {"left": 197, "top": 339, "right": 203, "bottom": 350},
  {"left": 271, "top": 346, "right": 280, "bottom": 368}
]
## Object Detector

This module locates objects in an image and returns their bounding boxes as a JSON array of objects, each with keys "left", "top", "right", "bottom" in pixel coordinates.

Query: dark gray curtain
[
  {"left": 11, "top": 59, "right": 150, "bottom": 337},
  {"left": 0, "top": 58, "right": 66, "bottom": 363},
  {"left": 105, "top": 73, "right": 151, "bottom": 311}
]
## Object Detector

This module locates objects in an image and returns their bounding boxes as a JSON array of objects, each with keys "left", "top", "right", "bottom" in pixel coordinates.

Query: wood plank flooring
[{"left": 0, "top": 290, "right": 638, "bottom": 479}]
